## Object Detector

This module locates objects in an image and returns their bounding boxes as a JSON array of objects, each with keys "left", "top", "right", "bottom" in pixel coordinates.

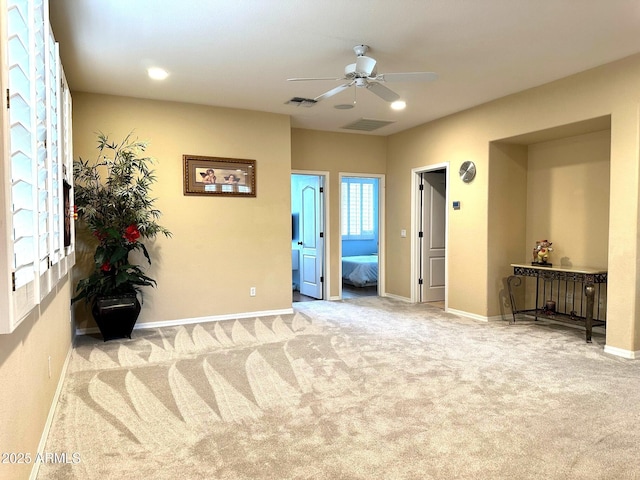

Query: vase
[{"left": 92, "top": 293, "right": 141, "bottom": 341}]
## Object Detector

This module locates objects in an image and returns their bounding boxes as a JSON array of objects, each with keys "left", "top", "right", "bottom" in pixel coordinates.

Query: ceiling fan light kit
[
  {"left": 147, "top": 67, "right": 169, "bottom": 80},
  {"left": 287, "top": 44, "right": 437, "bottom": 105}
]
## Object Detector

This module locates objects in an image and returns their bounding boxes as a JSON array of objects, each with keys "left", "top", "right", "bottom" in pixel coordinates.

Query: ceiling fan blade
[
  {"left": 287, "top": 77, "right": 343, "bottom": 82},
  {"left": 366, "top": 82, "right": 400, "bottom": 102},
  {"left": 314, "top": 83, "right": 352, "bottom": 102},
  {"left": 355, "top": 55, "right": 377, "bottom": 76},
  {"left": 375, "top": 72, "right": 438, "bottom": 82}
]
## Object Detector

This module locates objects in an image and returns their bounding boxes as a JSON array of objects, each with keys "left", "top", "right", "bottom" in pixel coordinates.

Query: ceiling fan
[{"left": 287, "top": 44, "right": 438, "bottom": 105}]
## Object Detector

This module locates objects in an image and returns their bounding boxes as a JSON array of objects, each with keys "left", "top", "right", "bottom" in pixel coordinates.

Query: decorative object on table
[
  {"left": 544, "top": 300, "right": 556, "bottom": 315},
  {"left": 72, "top": 132, "right": 171, "bottom": 340},
  {"left": 183, "top": 154, "right": 256, "bottom": 197},
  {"left": 532, "top": 239, "right": 553, "bottom": 266}
]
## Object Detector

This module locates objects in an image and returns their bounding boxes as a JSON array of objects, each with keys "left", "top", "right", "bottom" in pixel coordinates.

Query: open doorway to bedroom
[{"left": 339, "top": 174, "right": 384, "bottom": 299}]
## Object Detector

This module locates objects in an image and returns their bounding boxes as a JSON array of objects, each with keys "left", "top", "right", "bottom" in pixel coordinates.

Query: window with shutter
[
  {"left": 0, "top": 0, "right": 74, "bottom": 333},
  {"left": 341, "top": 177, "right": 377, "bottom": 240},
  {"left": 7, "top": 0, "right": 38, "bottom": 321}
]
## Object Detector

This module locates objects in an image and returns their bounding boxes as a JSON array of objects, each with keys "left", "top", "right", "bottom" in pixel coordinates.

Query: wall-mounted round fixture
[{"left": 459, "top": 161, "right": 476, "bottom": 183}]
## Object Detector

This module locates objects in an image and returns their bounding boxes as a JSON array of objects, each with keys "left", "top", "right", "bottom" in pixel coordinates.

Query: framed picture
[{"left": 183, "top": 155, "right": 256, "bottom": 197}]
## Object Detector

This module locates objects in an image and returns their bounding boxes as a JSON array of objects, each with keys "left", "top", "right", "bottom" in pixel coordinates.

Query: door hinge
[
  {"left": 320, "top": 187, "right": 324, "bottom": 193},
  {"left": 320, "top": 232, "right": 324, "bottom": 238},
  {"left": 11, "top": 272, "right": 16, "bottom": 291},
  {"left": 418, "top": 278, "right": 423, "bottom": 285},
  {"left": 419, "top": 184, "right": 424, "bottom": 191},
  {"left": 320, "top": 276, "right": 324, "bottom": 283},
  {"left": 418, "top": 231, "right": 424, "bottom": 238},
  {"left": 6, "top": 89, "right": 10, "bottom": 109}
]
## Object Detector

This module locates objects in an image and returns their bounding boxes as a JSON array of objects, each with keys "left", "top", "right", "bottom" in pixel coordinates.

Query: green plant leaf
[{"left": 72, "top": 132, "right": 171, "bottom": 306}]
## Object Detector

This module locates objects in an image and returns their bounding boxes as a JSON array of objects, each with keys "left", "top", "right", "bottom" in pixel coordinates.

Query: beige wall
[
  {"left": 489, "top": 130, "right": 611, "bottom": 315},
  {"left": 291, "top": 128, "right": 387, "bottom": 298},
  {"left": 387, "top": 114, "right": 491, "bottom": 311},
  {"left": 487, "top": 142, "right": 528, "bottom": 318},
  {"left": 0, "top": 278, "right": 73, "bottom": 480},
  {"left": 72, "top": 93, "right": 292, "bottom": 327},
  {"left": 386, "top": 52, "right": 640, "bottom": 352},
  {"left": 525, "top": 130, "right": 611, "bottom": 269}
]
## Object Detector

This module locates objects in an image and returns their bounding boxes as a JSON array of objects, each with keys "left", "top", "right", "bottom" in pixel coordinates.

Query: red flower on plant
[
  {"left": 123, "top": 224, "right": 141, "bottom": 243},
  {"left": 93, "top": 230, "right": 107, "bottom": 241},
  {"left": 100, "top": 261, "right": 111, "bottom": 272}
]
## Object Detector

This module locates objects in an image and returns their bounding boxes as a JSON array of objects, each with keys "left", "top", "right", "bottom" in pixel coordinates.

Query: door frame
[
  {"left": 410, "top": 163, "right": 449, "bottom": 306},
  {"left": 338, "top": 172, "right": 386, "bottom": 300},
  {"left": 292, "top": 170, "right": 329, "bottom": 301}
]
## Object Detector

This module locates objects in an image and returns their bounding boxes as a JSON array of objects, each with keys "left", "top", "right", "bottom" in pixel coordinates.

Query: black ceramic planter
[{"left": 92, "top": 293, "right": 141, "bottom": 341}]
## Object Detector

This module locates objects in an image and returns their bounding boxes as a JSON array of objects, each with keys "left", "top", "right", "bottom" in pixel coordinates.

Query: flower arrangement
[
  {"left": 532, "top": 239, "right": 553, "bottom": 265},
  {"left": 72, "top": 132, "right": 171, "bottom": 306}
]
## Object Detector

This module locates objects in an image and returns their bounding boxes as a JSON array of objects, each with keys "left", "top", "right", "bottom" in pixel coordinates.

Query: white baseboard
[
  {"left": 603, "top": 345, "right": 640, "bottom": 359},
  {"left": 382, "top": 292, "right": 412, "bottom": 302},
  {"left": 75, "top": 307, "right": 295, "bottom": 336},
  {"left": 30, "top": 344, "right": 74, "bottom": 480},
  {"left": 447, "top": 308, "right": 492, "bottom": 322}
]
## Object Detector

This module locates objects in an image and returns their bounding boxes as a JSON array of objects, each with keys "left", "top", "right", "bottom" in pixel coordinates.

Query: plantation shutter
[
  {"left": 341, "top": 178, "right": 376, "bottom": 239},
  {"left": 33, "top": 0, "right": 51, "bottom": 297},
  {"left": 341, "top": 181, "right": 348, "bottom": 235},
  {"left": 59, "top": 68, "right": 74, "bottom": 274},
  {"left": 348, "top": 182, "right": 361, "bottom": 236},
  {"left": 1, "top": 0, "right": 74, "bottom": 332},
  {"left": 48, "top": 31, "right": 62, "bottom": 269},
  {"left": 361, "top": 182, "right": 374, "bottom": 237},
  {"left": 8, "top": 0, "right": 38, "bottom": 311}
]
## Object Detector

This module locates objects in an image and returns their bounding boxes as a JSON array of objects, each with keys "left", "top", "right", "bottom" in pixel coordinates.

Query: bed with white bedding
[{"left": 341, "top": 254, "right": 378, "bottom": 287}]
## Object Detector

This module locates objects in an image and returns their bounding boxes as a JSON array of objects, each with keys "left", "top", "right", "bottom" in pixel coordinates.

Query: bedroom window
[
  {"left": 0, "top": 0, "right": 74, "bottom": 333},
  {"left": 341, "top": 177, "right": 376, "bottom": 240}
]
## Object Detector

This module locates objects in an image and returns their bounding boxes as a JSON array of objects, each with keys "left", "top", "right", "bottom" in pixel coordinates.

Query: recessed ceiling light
[
  {"left": 391, "top": 100, "right": 406, "bottom": 111},
  {"left": 147, "top": 67, "right": 169, "bottom": 80}
]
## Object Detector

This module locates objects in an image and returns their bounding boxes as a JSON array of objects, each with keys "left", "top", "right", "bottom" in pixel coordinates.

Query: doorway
[
  {"left": 413, "top": 165, "right": 448, "bottom": 308},
  {"left": 339, "top": 174, "right": 384, "bottom": 300},
  {"left": 291, "top": 173, "right": 325, "bottom": 302}
]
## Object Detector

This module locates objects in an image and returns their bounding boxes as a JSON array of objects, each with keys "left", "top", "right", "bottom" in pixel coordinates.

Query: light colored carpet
[{"left": 38, "top": 297, "right": 640, "bottom": 479}]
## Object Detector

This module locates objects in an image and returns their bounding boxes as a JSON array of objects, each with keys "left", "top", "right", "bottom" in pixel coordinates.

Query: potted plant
[{"left": 72, "top": 132, "right": 171, "bottom": 340}]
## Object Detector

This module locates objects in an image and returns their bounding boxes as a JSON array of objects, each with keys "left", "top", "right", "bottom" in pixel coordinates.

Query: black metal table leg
[
  {"left": 507, "top": 275, "right": 521, "bottom": 324},
  {"left": 584, "top": 283, "right": 595, "bottom": 343}
]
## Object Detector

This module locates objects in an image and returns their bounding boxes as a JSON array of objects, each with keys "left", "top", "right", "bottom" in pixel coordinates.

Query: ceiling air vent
[
  {"left": 341, "top": 118, "right": 395, "bottom": 132},
  {"left": 286, "top": 97, "right": 317, "bottom": 107}
]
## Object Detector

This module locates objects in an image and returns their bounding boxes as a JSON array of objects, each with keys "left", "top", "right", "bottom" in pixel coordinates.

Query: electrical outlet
[{"left": 250, "top": 287, "right": 256, "bottom": 297}]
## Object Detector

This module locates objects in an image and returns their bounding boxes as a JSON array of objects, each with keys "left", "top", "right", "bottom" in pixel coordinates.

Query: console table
[{"left": 507, "top": 264, "right": 607, "bottom": 343}]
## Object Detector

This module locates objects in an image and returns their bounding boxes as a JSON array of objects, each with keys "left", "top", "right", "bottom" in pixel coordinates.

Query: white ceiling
[{"left": 48, "top": 0, "right": 640, "bottom": 136}]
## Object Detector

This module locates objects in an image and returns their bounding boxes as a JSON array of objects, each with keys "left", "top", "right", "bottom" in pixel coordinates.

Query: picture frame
[{"left": 183, "top": 155, "right": 256, "bottom": 197}]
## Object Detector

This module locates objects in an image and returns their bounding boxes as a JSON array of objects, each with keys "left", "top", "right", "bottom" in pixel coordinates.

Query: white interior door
[
  {"left": 421, "top": 171, "right": 446, "bottom": 302},
  {"left": 299, "top": 177, "right": 323, "bottom": 299}
]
